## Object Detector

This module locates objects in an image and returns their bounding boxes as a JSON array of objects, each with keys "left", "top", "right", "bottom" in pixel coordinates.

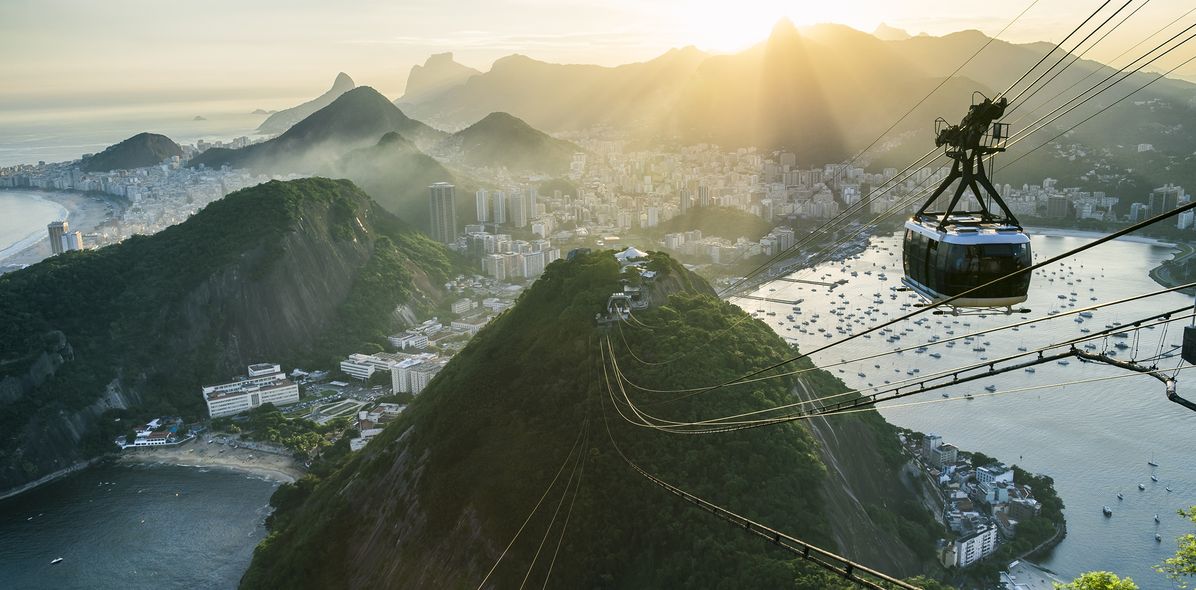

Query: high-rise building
[
  {"left": 47, "top": 221, "right": 67, "bottom": 255},
  {"left": 679, "top": 188, "right": 690, "bottom": 215},
  {"left": 1151, "top": 184, "right": 1183, "bottom": 219},
  {"left": 492, "top": 191, "right": 507, "bottom": 224},
  {"left": 475, "top": 189, "right": 489, "bottom": 222},
  {"left": 508, "top": 191, "right": 528, "bottom": 228},
  {"left": 429, "top": 182, "right": 457, "bottom": 244},
  {"left": 1046, "top": 196, "right": 1072, "bottom": 219},
  {"left": 527, "top": 187, "right": 539, "bottom": 217},
  {"left": 698, "top": 185, "right": 710, "bottom": 208}
]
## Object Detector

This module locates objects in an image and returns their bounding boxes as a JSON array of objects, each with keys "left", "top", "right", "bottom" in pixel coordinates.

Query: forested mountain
[
  {"left": 0, "top": 178, "right": 456, "bottom": 495},
  {"left": 258, "top": 73, "right": 357, "bottom": 134},
  {"left": 438, "top": 111, "right": 580, "bottom": 173},
  {"left": 240, "top": 251, "right": 940, "bottom": 588},
  {"left": 80, "top": 132, "right": 182, "bottom": 172},
  {"left": 190, "top": 87, "right": 444, "bottom": 172}
]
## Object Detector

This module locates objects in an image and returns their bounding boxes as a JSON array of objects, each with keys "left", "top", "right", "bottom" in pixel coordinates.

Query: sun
[{"left": 678, "top": 1, "right": 878, "bottom": 52}]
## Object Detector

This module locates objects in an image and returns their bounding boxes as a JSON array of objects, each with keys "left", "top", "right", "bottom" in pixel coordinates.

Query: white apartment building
[
  {"left": 388, "top": 332, "right": 429, "bottom": 350},
  {"left": 340, "top": 353, "right": 398, "bottom": 381},
  {"left": 202, "top": 363, "right": 299, "bottom": 418},
  {"left": 391, "top": 356, "right": 445, "bottom": 394},
  {"left": 954, "top": 524, "right": 999, "bottom": 567}
]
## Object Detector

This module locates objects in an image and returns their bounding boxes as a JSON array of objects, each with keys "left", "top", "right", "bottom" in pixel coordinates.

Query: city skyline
[{"left": 4, "top": 0, "right": 1196, "bottom": 118}]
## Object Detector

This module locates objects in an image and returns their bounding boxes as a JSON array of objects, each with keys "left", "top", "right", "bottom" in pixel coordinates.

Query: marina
[{"left": 735, "top": 231, "right": 1195, "bottom": 588}]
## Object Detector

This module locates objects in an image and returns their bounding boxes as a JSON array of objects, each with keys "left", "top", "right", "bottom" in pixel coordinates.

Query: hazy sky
[{"left": 2, "top": 0, "right": 1194, "bottom": 114}]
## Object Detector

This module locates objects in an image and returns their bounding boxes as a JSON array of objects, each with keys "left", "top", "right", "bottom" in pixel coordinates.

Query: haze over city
[{"left": 2, "top": 1, "right": 1196, "bottom": 589}]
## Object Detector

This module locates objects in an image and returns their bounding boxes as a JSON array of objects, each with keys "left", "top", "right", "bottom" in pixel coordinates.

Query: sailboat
[{"left": 1148, "top": 454, "right": 1159, "bottom": 467}]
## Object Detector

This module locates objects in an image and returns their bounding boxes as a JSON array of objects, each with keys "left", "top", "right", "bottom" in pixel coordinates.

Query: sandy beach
[
  {"left": 116, "top": 438, "right": 305, "bottom": 484},
  {"left": 0, "top": 189, "right": 121, "bottom": 273}
]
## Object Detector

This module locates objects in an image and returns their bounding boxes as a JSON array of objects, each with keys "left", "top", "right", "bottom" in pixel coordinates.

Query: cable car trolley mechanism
[{"left": 902, "top": 92, "right": 1032, "bottom": 313}]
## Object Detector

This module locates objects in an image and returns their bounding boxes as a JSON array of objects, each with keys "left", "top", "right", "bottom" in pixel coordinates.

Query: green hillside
[
  {"left": 442, "top": 111, "right": 580, "bottom": 173},
  {"left": 80, "top": 132, "right": 182, "bottom": 172},
  {"left": 0, "top": 178, "right": 455, "bottom": 494},
  {"left": 240, "top": 251, "right": 936, "bottom": 588}
]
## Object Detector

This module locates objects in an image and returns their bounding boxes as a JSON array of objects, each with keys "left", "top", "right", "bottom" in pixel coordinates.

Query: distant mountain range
[
  {"left": 258, "top": 72, "right": 356, "bottom": 134},
  {"left": 395, "top": 20, "right": 1196, "bottom": 188},
  {"left": 80, "top": 132, "right": 181, "bottom": 172},
  {"left": 0, "top": 178, "right": 455, "bottom": 495},
  {"left": 190, "top": 86, "right": 444, "bottom": 173},
  {"left": 398, "top": 52, "right": 481, "bottom": 105}
]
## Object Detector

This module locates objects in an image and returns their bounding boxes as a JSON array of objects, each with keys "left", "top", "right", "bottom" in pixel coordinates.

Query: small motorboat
[
  {"left": 984, "top": 385, "right": 997, "bottom": 392},
  {"left": 1157, "top": 534, "right": 1164, "bottom": 542},
  {"left": 1139, "top": 483, "right": 1146, "bottom": 491},
  {"left": 1103, "top": 506, "right": 1113, "bottom": 517},
  {"left": 50, "top": 557, "right": 64, "bottom": 565},
  {"left": 1117, "top": 492, "right": 1124, "bottom": 500},
  {"left": 1151, "top": 475, "right": 1159, "bottom": 482},
  {"left": 1155, "top": 514, "right": 1161, "bottom": 523}
]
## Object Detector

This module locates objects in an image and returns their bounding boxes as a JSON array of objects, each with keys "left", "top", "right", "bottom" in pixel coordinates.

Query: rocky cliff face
[{"left": 0, "top": 178, "right": 453, "bottom": 495}]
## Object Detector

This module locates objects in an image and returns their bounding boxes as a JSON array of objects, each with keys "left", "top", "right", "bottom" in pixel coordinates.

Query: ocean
[
  {"left": 0, "top": 463, "right": 278, "bottom": 589},
  {"left": 0, "top": 101, "right": 276, "bottom": 168},
  {"left": 0, "top": 191, "right": 66, "bottom": 261},
  {"left": 741, "top": 232, "right": 1196, "bottom": 588}
]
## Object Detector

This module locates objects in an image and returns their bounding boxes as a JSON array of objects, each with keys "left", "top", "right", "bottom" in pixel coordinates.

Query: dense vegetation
[
  {"left": 241, "top": 251, "right": 937, "bottom": 589},
  {"left": 80, "top": 132, "right": 182, "bottom": 172},
  {"left": 213, "top": 403, "right": 342, "bottom": 460},
  {"left": 0, "top": 178, "right": 456, "bottom": 486},
  {"left": 444, "top": 111, "right": 580, "bottom": 173}
]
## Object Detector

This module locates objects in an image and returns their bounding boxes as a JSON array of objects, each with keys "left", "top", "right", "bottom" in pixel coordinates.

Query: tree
[
  {"left": 1157, "top": 507, "right": 1196, "bottom": 589},
  {"left": 1055, "top": 572, "right": 1138, "bottom": 590}
]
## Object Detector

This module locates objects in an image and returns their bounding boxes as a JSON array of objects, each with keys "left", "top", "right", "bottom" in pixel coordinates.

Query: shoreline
[
  {"left": 1024, "top": 226, "right": 1177, "bottom": 247},
  {"left": 115, "top": 438, "right": 305, "bottom": 484},
  {"left": 0, "top": 187, "right": 122, "bottom": 272},
  {"left": 0, "top": 458, "right": 103, "bottom": 502}
]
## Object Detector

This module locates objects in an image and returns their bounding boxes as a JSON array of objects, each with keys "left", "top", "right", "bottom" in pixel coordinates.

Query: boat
[
  {"left": 50, "top": 557, "right": 64, "bottom": 565},
  {"left": 1166, "top": 487, "right": 1173, "bottom": 492},
  {"left": 1117, "top": 492, "right": 1124, "bottom": 500},
  {"left": 1103, "top": 506, "right": 1113, "bottom": 517},
  {"left": 1157, "top": 534, "right": 1164, "bottom": 542},
  {"left": 1139, "top": 483, "right": 1146, "bottom": 490},
  {"left": 1025, "top": 367, "right": 1036, "bottom": 373},
  {"left": 942, "top": 393, "right": 950, "bottom": 398},
  {"left": 1155, "top": 514, "right": 1160, "bottom": 522},
  {"left": 964, "top": 394, "right": 975, "bottom": 400},
  {"left": 984, "top": 385, "right": 997, "bottom": 392},
  {"left": 1151, "top": 475, "right": 1159, "bottom": 482},
  {"left": 1148, "top": 455, "right": 1159, "bottom": 467}
]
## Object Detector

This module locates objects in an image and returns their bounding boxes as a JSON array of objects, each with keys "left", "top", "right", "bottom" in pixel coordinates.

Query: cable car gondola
[{"left": 902, "top": 93, "right": 1032, "bottom": 311}]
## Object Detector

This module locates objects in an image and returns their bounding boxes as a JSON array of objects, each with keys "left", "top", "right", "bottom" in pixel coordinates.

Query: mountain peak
[
  {"left": 768, "top": 17, "right": 801, "bottom": 41},
  {"left": 80, "top": 132, "right": 182, "bottom": 172},
  {"left": 400, "top": 53, "right": 480, "bottom": 103},
  {"left": 873, "top": 22, "right": 911, "bottom": 41},
  {"left": 332, "top": 72, "right": 355, "bottom": 90},
  {"left": 258, "top": 72, "right": 358, "bottom": 134}
]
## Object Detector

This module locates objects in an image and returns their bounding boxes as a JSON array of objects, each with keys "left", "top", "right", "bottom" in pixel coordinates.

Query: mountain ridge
[
  {"left": 0, "top": 177, "right": 455, "bottom": 495},
  {"left": 239, "top": 251, "right": 939, "bottom": 588},
  {"left": 259, "top": 73, "right": 356, "bottom": 134}
]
